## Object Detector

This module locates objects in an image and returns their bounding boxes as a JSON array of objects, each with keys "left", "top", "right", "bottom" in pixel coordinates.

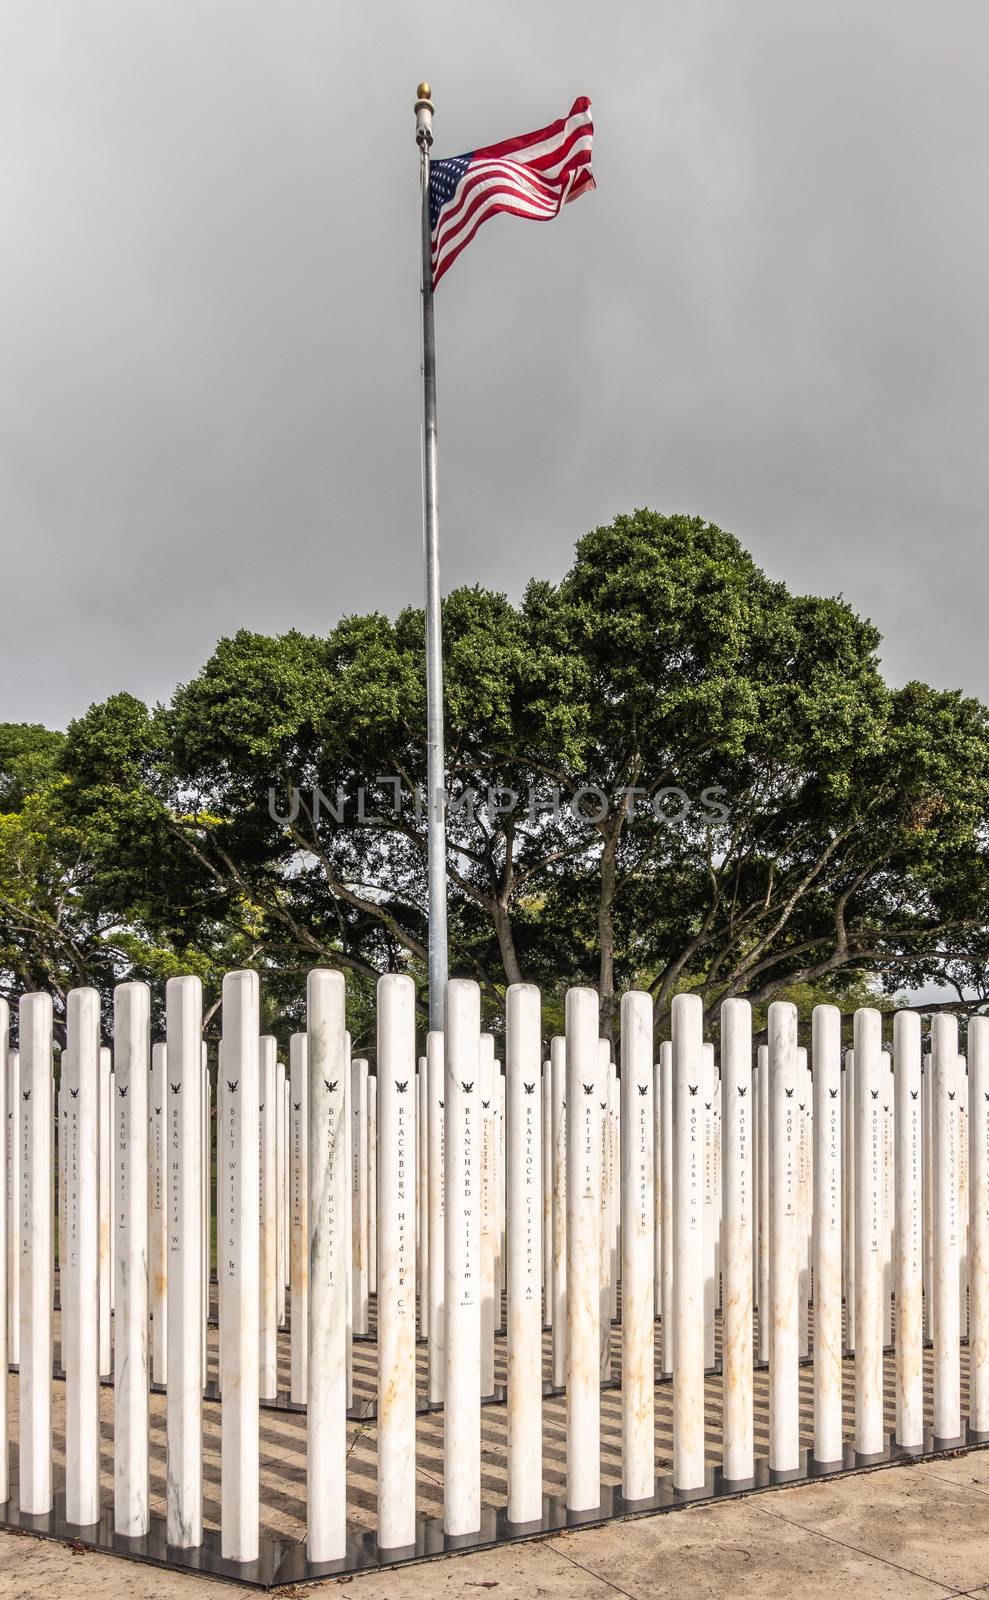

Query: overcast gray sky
[{"left": 1, "top": 2, "right": 986, "bottom": 731}]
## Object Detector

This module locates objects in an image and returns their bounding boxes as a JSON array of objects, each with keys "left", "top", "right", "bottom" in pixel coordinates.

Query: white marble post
[
  {"left": 202, "top": 1053, "right": 210, "bottom": 1392},
  {"left": 307, "top": 969, "right": 349, "bottom": 1562},
  {"left": 113, "top": 983, "right": 151, "bottom": 1535},
  {"left": 343, "top": 1036, "right": 353, "bottom": 1411},
  {"left": 881, "top": 1050, "right": 894, "bottom": 1347},
  {"left": 609, "top": 1062, "right": 619, "bottom": 1323},
  {"left": 98, "top": 1044, "right": 112, "bottom": 1379},
  {"left": 150, "top": 1041, "right": 167, "bottom": 1385},
  {"left": 566, "top": 986, "right": 601, "bottom": 1510},
  {"left": 620, "top": 990, "right": 654, "bottom": 1501},
  {"left": 276, "top": 1059, "right": 287, "bottom": 1331},
  {"left": 768, "top": 1000, "right": 799, "bottom": 1474},
  {"left": 376, "top": 974, "right": 417, "bottom": 1550},
  {"left": 542, "top": 1057, "right": 553, "bottom": 1332},
  {"left": 63, "top": 988, "right": 100, "bottom": 1526},
  {"left": 923, "top": 1049, "right": 934, "bottom": 1341},
  {"left": 803, "top": 1004, "right": 838, "bottom": 1465},
  {"left": 217, "top": 971, "right": 260, "bottom": 1562},
  {"left": 812, "top": 1004, "right": 843, "bottom": 1465},
  {"left": 659, "top": 1039, "right": 674, "bottom": 1375},
  {"left": 702, "top": 1042, "right": 716, "bottom": 1371},
  {"left": 506, "top": 983, "right": 543, "bottom": 1523},
  {"left": 418, "top": 1058, "right": 429, "bottom": 1342},
  {"left": 443, "top": 979, "right": 481, "bottom": 1537},
  {"left": 797, "top": 1047, "right": 811, "bottom": 1359},
  {"left": 368, "top": 1074, "right": 377, "bottom": 1298},
  {"left": 165, "top": 977, "right": 203, "bottom": 1548},
  {"left": 350, "top": 1057, "right": 369, "bottom": 1337},
  {"left": 497, "top": 1066, "right": 507, "bottom": 1332},
  {"left": 853, "top": 1008, "right": 884, "bottom": 1456},
  {"left": 598, "top": 1038, "right": 612, "bottom": 1382},
  {"left": 479, "top": 1033, "right": 496, "bottom": 1397},
  {"left": 426, "top": 1031, "right": 445, "bottom": 1406},
  {"left": 756, "top": 1043, "right": 770, "bottom": 1364},
  {"left": 289, "top": 1033, "right": 308, "bottom": 1404},
  {"left": 970, "top": 1016, "right": 989, "bottom": 1434},
  {"left": 258, "top": 1035, "right": 278, "bottom": 1400},
  {"left": 893, "top": 1010, "right": 923, "bottom": 1448},
  {"left": 0, "top": 1004, "right": 6, "bottom": 1507},
  {"left": 721, "top": 997, "right": 753, "bottom": 1484},
  {"left": 959, "top": 1055, "right": 970, "bottom": 1337},
  {"left": 932, "top": 1013, "right": 961, "bottom": 1441},
  {"left": 843, "top": 1048, "right": 856, "bottom": 1353},
  {"left": 19, "top": 995, "right": 54, "bottom": 1514},
  {"left": 5, "top": 1045, "right": 18, "bottom": 1371},
  {"left": 551, "top": 1035, "right": 567, "bottom": 1388},
  {"left": 673, "top": 993, "right": 705, "bottom": 1490}
]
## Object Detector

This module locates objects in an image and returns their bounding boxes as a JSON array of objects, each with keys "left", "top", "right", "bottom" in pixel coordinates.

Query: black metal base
[{"left": 2, "top": 1426, "right": 988, "bottom": 1590}]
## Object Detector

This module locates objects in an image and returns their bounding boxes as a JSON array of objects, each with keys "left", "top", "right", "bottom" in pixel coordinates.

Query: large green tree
[{"left": 45, "top": 510, "right": 989, "bottom": 1039}]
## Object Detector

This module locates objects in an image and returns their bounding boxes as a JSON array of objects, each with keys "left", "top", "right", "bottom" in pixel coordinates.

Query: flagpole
[{"left": 415, "top": 83, "right": 449, "bottom": 1033}]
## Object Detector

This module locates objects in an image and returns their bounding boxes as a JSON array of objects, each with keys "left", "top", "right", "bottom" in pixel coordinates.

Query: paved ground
[{"left": 6, "top": 1451, "right": 989, "bottom": 1599}]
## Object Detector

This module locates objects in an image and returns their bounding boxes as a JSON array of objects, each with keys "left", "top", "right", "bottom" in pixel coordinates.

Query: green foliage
[{"left": 4, "top": 508, "right": 989, "bottom": 1052}]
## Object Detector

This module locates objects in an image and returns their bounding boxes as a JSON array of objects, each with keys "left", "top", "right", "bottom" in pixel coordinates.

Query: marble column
[
  {"left": 368, "top": 1075, "right": 377, "bottom": 1298},
  {"left": 620, "top": 990, "right": 654, "bottom": 1501},
  {"left": 98, "top": 1044, "right": 112, "bottom": 1379},
  {"left": 893, "top": 1010, "right": 923, "bottom": 1448},
  {"left": 505, "top": 984, "right": 543, "bottom": 1523},
  {"left": 844, "top": 1048, "right": 856, "bottom": 1352},
  {"left": 443, "top": 979, "right": 481, "bottom": 1537},
  {"left": 276, "top": 1059, "right": 287, "bottom": 1330},
  {"left": 721, "top": 997, "right": 753, "bottom": 1484},
  {"left": 923, "top": 1050, "right": 933, "bottom": 1341},
  {"left": 673, "top": 993, "right": 705, "bottom": 1490},
  {"left": 259, "top": 1036, "right": 278, "bottom": 1399},
  {"left": 417, "top": 1059, "right": 429, "bottom": 1342},
  {"left": 217, "top": 971, "right": 260, "bottom": 1562},
  {"left": 768, "top": 1000, "right": 799, "bottom": 1474},
  {"left": 701, "top": 1042, "right": 717, "bottom": 1371},
  {"left": 426, "top": 1031, "right": 445, "bottom": 1406},
  {"left": 882, "top": 1050, "right": 894, "bottom": 1347},
  {"left": 598, "top": 1038, "right": 612, "bottom": 1382},
  {"left": 959, "top": 1055, "right": 970, "bottom": 1337},
  {"left": 0, "top": 1003, "right": 7, "bottom": 1506},
  {"left": 551, "top": 1035, "right": 567, "bottom": 1388},
  {"left": 6, "top": 1045, "right": 18, "bottom": 1370},
  {"left": 932, "top": 1013, "right": 961, "bottom": 1441},
  {"left": 351, "top": 1058, "right": 370, "bottom": 1337},
  {"left": 542, "top": 1058, "right": 553, "bottom": 1332},
  {"left": 812, "top": 1005, "right": 843, "bottom": 1465},
  {"left": 150, "top": 1041, "right": 167, "bottom": 1384},
  {"left": 113, "top": 983, "right": 151, "bottom": 1535},
  {"left": 566, "top": 986, "right": 601, "bottom": 1510},
  {"left": 659, "top": 1039, "right": 674, "bottom": 1376},
  {"left": 853, "top": 1008, "right": 884, "bottom": 1457},
  {"left": 64, "top": 988, "right": 100, "bottom": 1525},
  {"left": 756, "top": 1044, "right": 770, "bottom": 1364},
  {"left": 289, "top": 1033, "right": 309, "bottom": 1404},
  {"left": 609, "top": 1062, "right": 619, "bottom": 1323},
  {"left": 479, "top": 1033, "right": 496, "bottom": 1397},
  {"left": 969, "top": 1016, "right": 989, "bottom": 1433},
  {"left": 19, "top": 993, "right": 54, "bottom": 1514},
  {"left": 307, "top": 969, "right": 349, "bottom": 1562},
  {"left": 376, "top": 974, "right": 417, "bottom": 1550},
  {"left": 165, "top": 976, "right": 204, "bottom": 1548},
  {"left": 797, "top": 1047, "right": 811, "bottom": 1359}
]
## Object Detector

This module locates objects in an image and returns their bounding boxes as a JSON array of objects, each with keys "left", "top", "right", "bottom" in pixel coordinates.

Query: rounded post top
[{"left": 417, "top": 82, "right": 432, "bottom": 101}]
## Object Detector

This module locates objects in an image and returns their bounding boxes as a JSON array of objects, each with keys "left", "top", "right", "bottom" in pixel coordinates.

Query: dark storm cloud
[{"left": 0, "top": 1, "right": 986, "bottom": 728}]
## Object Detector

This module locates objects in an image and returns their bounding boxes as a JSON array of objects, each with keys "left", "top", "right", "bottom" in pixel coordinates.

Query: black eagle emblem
[
  {"left": 583, "top": 1083, "right": 594, "bottom": 1095},
  {"left": 688, "top": 1084, "right": 698, "bottom": 1096},
  {"left": 170, "top": 1082, "right": 181, "bottom": 1095},
  {"left": 395, "top": 1081, "right": 408, "bottom": 1093},
  {"left": 23, "top": 1090, "right": 30, "bottom": 1102},
  {"left": 737, "top": 1086, "right": 747, "bottom": 1097},
  {"left": 911, "top": 1090, "right": 919, "bottom": 1100},
  {"left": 638, "top": 1084, "right": 648, "bottom": 1095},
  {"left": 482, "top": 1099, "right": 490, "bottom": 1109},
  {"left": 227, "top": 1080, "right": 238, "bottom": 1094},
  {"left": 119, "top": 1085, "right": 128, "bottom": 1098},
  {"left": 69, "top": 1087, "right": 79, "bottom": 1099},
  {"left": 870, "top": 1089, "right": 878, "bottom": 1100},
  {"left": 461, "top": 1081, "right": 473, "bottom": 1093},
  {"left": 784, "top": 1088, "right": 793, "bottom": 1099},
  {"left": 293, "top": 1101, "right": 301, "bottom": 1111},
  {"left": 524, "top": 1083, "right": 535, "bottom": 1094},
  {"left": 324, "top": 1079, "right": 338, "bottom": 1092},
  {"left": 830, "top": 1088, "right": 838, "bottom": 1098},
  {"left": 949, "top": 1090, "right": 956, "bottom": 1101}
]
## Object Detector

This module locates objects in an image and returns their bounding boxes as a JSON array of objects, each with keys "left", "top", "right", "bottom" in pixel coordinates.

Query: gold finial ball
[{"left": 417, "top": 82, "right": 432, "bottom": 101}]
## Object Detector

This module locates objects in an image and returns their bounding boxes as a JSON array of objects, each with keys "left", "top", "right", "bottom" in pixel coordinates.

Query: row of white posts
[{"left": 1, "top": 979, "right": 987, "bottom": 1568}]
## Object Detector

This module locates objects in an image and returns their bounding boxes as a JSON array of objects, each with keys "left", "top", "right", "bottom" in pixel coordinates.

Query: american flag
[{"left": 428, "top": 97, "right": 595, "bottom": 289}]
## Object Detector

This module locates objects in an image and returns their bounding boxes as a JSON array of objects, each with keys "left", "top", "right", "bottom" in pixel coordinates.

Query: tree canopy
[{"left": 4, "top": 509, "right": 988, "bottom": 1047}]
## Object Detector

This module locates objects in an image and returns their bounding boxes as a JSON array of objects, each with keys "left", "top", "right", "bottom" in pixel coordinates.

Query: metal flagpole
[{"left": 415, "top": 83, "right": 449, "bottom": 1033}]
